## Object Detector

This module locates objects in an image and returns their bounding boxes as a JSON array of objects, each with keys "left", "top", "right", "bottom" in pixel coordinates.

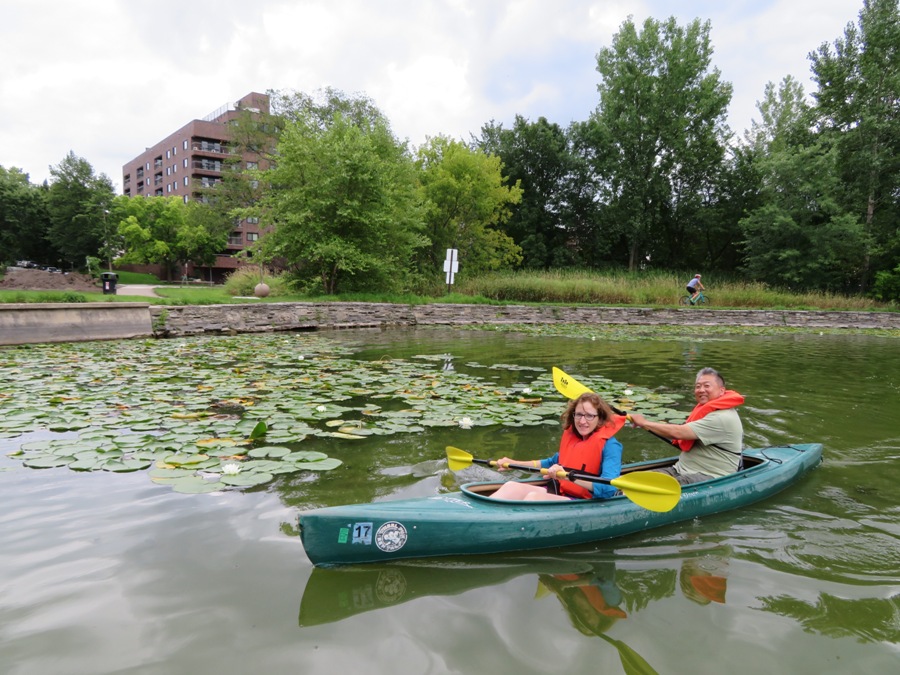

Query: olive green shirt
[{"left": 675, "top": 409, "right": 744, "bottom": 478}]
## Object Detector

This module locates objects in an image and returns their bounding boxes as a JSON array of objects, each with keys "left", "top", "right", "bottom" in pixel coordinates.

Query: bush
[
  {"left": 223, "top": 267, "right": 291, "bottom": 297},
  {"left": 872, "top": 266, "right": 900, "bottom": 303}
]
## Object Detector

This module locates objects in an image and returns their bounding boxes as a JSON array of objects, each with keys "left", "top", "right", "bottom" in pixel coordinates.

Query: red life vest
[
  {"left": 675, "top": 390, "right": 744, "bottom": 452},
  {"left": 557, "top": 415, "right": 627, "bottom": 499}
]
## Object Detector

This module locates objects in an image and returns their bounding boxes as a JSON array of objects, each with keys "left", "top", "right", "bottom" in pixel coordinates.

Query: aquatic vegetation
[{"left": 0, "top": 333, "right": 685, "bottom": 492}]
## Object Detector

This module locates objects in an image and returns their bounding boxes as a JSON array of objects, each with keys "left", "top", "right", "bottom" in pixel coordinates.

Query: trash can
[{"left": 100, "top": 272, "right": 118, "bottom": 295}]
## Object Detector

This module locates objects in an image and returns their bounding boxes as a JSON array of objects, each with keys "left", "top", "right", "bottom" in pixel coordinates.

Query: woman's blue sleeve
[
  {"left": 592, "top": 436, "right": 623, "bottom": 499},
  {"left": 539, "top": 453, "right": 560, "bottom": 470}
]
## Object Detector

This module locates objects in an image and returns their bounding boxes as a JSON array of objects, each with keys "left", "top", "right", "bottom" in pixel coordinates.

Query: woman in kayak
[{"left": 491, "top": 392, "right": 627, "bottom": 501}]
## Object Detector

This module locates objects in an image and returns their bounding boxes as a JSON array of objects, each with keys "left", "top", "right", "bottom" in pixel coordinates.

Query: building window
[
  {"left": 167, "top": 184, "right": 171, "bottom": 193},
  {"left": 183, "top": 195, "right": 189, "bottom": 203},
  {"left": 166, "top": 167, "right": 171, "bottom": 176},
  {"left": 247, "top": 232, "right": 259, "bottom": 242},
  {"left": 247, "top": 217, "right": 259, "bottom": 224},
  {"left": 184, "top": 177, "right": 189, "bottom": 186},
  {"left": 166, "top": 150, "right": 171, "bottom": 159},
  {"left": 183, "top": 158, "right": 188, "bottom": 168},
  {"left": 146, "top": 162, "right": 150, "bottom": 171},
  {"left": 183, "top": 140, "right": 188, "bottom": 150},
  {"left": 228, "top": 232, "right": 243, "bottom": 245}
]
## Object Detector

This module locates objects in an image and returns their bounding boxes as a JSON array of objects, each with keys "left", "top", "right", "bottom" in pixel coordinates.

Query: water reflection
[{"left": 298, "top": 547, "right": 742, "bottom": 673}]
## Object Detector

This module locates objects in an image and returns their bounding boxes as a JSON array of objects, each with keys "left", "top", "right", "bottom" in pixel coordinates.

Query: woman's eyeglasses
[{"left": 574, "top": 412, "right": 597, "bottom": 421}]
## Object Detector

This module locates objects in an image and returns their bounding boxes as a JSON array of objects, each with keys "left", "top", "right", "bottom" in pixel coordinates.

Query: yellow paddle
[
  {"left": 552, "top": 366, "right": 674, "bottom": 446},
  {"left": 446, "top": 446, "right": 680, "bottom": 513}
]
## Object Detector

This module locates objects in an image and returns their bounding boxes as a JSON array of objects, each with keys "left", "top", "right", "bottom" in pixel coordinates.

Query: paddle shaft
[{"left": 473, "top": 457, "right": 616, "bottom": 486}]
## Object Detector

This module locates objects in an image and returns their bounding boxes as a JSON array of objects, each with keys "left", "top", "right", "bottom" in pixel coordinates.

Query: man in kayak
[
  {"left": 490, "top": 392, "right": 627, "bottom": 501},
  {"left": 628, "top": 367, "right": 744, "bottom": 485}
]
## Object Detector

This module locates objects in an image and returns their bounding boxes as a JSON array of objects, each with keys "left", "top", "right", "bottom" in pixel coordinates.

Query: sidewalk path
[{"left": 116, "top": 284, "right": 160, "bottom": 298}]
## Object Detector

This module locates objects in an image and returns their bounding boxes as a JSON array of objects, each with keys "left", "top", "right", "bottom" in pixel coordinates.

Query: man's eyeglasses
[{"left": 574, "top": 412, "right": 597, "bottom": 421}]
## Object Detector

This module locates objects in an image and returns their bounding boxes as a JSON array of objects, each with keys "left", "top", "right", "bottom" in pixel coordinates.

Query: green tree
[
  {"left": 417, "top": 135, "right": 522, "bottom": 278},
  {"left": 114, "top": 196, "right": 229, "bottom": 280},
  {"left": 46, "top": 152, "right": 116, "bottom": 269},
  {"left": 740, "top": 134, "right": 868, "bottom": 291},
  {"left": 809, "top": 0, "right": 900, "bottom": 290},
  {"left": 477, "top": 117, "right": 601, "bottom": 269},
  {"left": 588, "top": 16, "right": 733, "bottom": 271},
  {"left": 259, "top": 105, "right": 426, "bottom": 294},
  {"left": 0, "top": 166, "right": 51, "bottom": 264}
]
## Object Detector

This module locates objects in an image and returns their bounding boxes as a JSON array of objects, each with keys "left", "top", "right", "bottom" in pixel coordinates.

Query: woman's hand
[
  {"left": 547, "top": 463, "right": 566, "bottom": 478},
  {"left": 494, "top": 457, "right": 515, "bottom": 472}
]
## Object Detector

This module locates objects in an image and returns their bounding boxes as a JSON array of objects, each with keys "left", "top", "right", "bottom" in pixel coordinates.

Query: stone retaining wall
[
  {"left": 1, "top": 302, "right": 896, "bottom": 347},
  {"left": 150, "top": 302, "right": 899, "bottom": 338}
]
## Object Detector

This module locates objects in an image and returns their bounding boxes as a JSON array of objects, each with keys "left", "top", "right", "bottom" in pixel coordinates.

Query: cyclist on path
[{"left": 686, "top": 274, "right": 705, "bottom": 304}]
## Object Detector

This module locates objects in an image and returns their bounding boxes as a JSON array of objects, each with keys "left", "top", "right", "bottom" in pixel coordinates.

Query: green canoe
[{"left": 299, "top": 444, "right": 822, "bottom": 567}]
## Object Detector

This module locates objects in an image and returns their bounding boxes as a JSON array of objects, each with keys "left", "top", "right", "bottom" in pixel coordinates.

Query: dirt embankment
[{"left": 0, "top": 268, "right": 99, "bottom": 292}]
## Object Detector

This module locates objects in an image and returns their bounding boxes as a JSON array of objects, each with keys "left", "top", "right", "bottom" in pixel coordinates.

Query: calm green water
[{"left": 1, "top": 328, "right": 898, "bottom": 674}]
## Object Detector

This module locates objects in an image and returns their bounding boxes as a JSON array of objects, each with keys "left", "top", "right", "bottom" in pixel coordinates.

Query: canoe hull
[{"left": 299, "top": 444, "right": 822, "bottom": 567}]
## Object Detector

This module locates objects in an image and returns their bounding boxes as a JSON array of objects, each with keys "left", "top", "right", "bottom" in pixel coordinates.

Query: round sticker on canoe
[{"left": 374, "top": 521, "right": 408, "bottom": 553}]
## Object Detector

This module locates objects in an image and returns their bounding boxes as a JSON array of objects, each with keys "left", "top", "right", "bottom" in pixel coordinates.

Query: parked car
[{"left": 45, "top": 266, "right": 62, "bottom": 273}]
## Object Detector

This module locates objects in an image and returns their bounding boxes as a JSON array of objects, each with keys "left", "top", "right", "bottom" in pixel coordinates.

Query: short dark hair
[{"left": 696, "top": 367, "right": 725, "bottom": 388}]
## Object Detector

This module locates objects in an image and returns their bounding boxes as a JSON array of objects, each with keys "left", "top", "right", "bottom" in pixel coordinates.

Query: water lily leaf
[
  {"left": 103, "top": 458, "right": 153, "bottom": 472},
  {"left": 293, "top": 458, "right": 343, "bottom": 471},
  {"left": 164, "top": 453, "right": 210, "bottom": 466},
  {"left": 249, "top": 420, "right": 268, "bottom": 439},
  {"left": 24, "top": 455, "right": 75, "bottom": 469},
  {"left": 285, "top": 451, "right": 328, "bottom": 462},
  {"left": 69, "top": 458, "right": 103, "bottom": 471},
  {"left": 221, "top": 472, "right": 274, "bottom": 487},
  {"left": 149, "top": 467, "right": 196, "bottom": 481},
  {"left": 247, "top": 446, "right": 290, "bottom": 459},
  {"left": 337, "top": 426, "right": 372, "bottom": 436}
]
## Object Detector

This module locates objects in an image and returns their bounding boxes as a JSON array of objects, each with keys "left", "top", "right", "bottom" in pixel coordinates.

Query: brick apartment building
[{"left": 121, "top": 92, "right": 270, "bottom": 282}]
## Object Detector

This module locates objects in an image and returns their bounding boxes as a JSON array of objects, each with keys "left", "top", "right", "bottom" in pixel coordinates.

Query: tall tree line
[{"left": 2, "top": 1, "right": 897, "bottom": 299}]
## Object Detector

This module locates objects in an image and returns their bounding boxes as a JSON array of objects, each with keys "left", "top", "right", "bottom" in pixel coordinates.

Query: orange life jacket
[
  {"left": 554, "top": 574, "right": 628, "bottom": 617},
  {"left": 557, "top": 415, "right": 627, "bottom": 499},
  {"left": 675, "top": 390, "right": 744, "bottom": 452}
]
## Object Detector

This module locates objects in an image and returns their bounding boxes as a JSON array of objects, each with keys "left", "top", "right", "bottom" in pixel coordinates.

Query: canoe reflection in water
[{"left": 536, "top": 563, "right": 627, "bottom": 637}]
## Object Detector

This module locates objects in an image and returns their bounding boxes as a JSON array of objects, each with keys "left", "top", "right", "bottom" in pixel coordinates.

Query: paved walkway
[{"left": 116, "top": 284, "right": 160, "bottom": 298}]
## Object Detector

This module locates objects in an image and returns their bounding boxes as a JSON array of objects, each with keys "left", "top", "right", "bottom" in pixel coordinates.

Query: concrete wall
[
  {"left": 0, "top": 303, "right": 153, "bottom": 346},
  {"left": 148, "top": 302, "right": 900, "bottom": 337},
  {"left": 1, "top": 301, "right": 897, "bottom": 347}
]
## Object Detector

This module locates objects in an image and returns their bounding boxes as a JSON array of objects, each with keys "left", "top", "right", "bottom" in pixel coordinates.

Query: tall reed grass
[{"left": 456, "top": 270, "right": 892, "bottom": 311}]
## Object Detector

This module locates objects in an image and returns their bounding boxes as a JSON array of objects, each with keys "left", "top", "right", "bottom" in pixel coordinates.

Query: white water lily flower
[
  {"left": 222, "top": 463, "right": 241, "bottom": 475},
  {"left": 316, "top": 405, "right": 327, "bottom": 412},
  {"left": 623, "top": 389, "right": 633, "bottom": 396},
  {"left": 458, "top": 417, "right": 474, "bottom": 429},
  {"left": 522, "top": 388, "right": 532, "bottom": 394}
]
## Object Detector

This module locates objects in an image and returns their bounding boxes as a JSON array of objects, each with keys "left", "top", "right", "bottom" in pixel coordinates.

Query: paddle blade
[
  {"left": 446, "top": 446, "right": 475, "bottom": 472},
  {"left": 610, "top": 471, "right": 681, "bottom": 513},
  {"left": 552, "top": 367, "right": 593, "bottom": 400}
]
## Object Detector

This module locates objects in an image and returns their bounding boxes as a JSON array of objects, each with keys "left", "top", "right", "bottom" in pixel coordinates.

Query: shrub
[{"left": 223, "top": 267, "right": 290, "bottom": 297}]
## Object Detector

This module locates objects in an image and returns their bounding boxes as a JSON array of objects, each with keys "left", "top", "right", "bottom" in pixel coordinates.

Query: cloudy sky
[{"left": 1, "top": 0, "right": 859, "bottom": 190}]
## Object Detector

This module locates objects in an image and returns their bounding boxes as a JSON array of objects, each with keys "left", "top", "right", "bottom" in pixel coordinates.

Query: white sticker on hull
[{"left": 375, "top": 521, "right": 408, "bottom": 553}]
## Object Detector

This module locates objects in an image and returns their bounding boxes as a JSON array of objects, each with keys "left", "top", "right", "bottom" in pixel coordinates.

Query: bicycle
[{"left": 680, "top": 290, "right": 709, "bottom": 305}]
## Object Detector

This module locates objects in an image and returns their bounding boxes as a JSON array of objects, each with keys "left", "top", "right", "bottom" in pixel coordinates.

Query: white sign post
[{"left": 443, "top": 248, "right": 459, "bottom": 294}]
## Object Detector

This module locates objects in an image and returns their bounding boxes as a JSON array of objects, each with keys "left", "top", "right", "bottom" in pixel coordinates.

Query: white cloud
[{"left": 0, "top": 0, "right": 865, "bottom": 188}]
